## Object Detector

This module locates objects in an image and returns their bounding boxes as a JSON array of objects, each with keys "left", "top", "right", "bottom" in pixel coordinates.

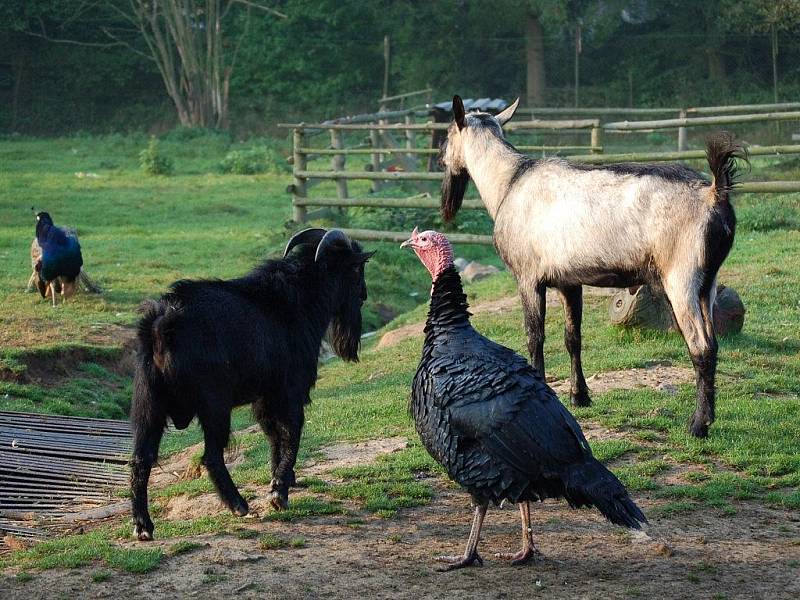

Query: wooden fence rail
[
  {"left": 282, "top": 107, "right": 800, "bottom": 244},
  {"left": 281, "top": 119, "right": 600, "bottom": 131},
  {"left": 604, "top": 111, "right": 800, "bottom": 131}
]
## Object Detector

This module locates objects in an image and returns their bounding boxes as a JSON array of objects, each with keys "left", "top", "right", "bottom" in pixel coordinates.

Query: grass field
[{"left": 0, "top": 132, "right": 799, "bottom": 579}]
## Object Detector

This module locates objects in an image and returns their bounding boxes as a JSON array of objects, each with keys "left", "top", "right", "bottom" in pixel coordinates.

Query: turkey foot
[
  {"left": 435, "top": 551, "right": 484, "bottom": 572},
  {"left": 435, "top": 503, "right": 487, "bottom": 572},
  {"left": 494, "top": 546, "right": 540, "bottom": 565}
]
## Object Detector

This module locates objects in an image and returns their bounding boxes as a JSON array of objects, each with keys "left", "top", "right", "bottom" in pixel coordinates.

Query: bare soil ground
[
  {"left": 3, "top": 487, "right": 798, "bottom": 599},
  {"left": 3, "top": 427, "right": 799, "bottom": 600}
]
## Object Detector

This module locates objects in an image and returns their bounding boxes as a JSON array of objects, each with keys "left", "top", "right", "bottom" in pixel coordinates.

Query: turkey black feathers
[{"left": 403, "top": 228, "right": 645, "bottom": 570}]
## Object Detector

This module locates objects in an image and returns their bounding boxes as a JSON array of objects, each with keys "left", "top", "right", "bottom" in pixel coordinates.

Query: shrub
[
  {"left": 220, "top": 145, "right": 289, "bottom": 175},
  {"left": 139, "top": 137, "right": 174, "bottom": 176}
]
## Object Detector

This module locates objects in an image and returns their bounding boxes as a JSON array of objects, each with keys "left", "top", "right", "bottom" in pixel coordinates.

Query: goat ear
[
  {"left": 453, "top": 95, "right": 466, "bottom": 130},
  {"left": 284, "top": 228, "right": 326, "bottom": 258},
  {"left": 495, "top": 97, "right": 520, "bottom": 127},
  {"left": 357, "top": 250, "right": 376, "bottom": 263}
]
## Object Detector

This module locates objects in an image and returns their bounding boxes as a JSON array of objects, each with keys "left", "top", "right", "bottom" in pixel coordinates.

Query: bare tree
[{"left": 101, "top": 1, "right": 286, "bottom": 129}]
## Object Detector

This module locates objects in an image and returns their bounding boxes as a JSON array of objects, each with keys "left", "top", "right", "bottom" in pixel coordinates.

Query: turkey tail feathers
[{"left": 564, "top": 460, "right": 647, "bottom": 529}]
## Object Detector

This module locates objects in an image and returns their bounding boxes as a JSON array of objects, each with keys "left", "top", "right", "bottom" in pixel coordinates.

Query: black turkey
[{"left": 402, "top": 227, "right": 646, "bottom": 571}]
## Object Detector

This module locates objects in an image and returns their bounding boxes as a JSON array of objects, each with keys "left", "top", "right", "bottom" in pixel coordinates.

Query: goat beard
[
  {"left": 330, "top": 299, "right": 362, "bottom": 362},
  {"left": 440, "top": 168, "right": 469, "bottom": 223}
]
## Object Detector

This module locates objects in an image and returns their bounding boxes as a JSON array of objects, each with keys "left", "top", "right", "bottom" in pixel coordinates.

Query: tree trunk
[
  {"left": 707, "top": 49, "right": 726, "bottom": 83},
  {"left": 10, "top": 33, "right": 31, "bottom": 131},
  {"left": 771, "top": 24, "right": 779, "bottom": 103},
  {"left": 132, "top": 0, "right": 230, "bottom": 129},
  {"left": 525, "top": 15, "right": 545, "bottom": 106}
]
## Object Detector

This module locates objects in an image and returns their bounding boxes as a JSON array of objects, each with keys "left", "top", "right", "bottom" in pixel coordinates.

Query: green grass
[
  {"left": 0, "top": 531, "right": 162, "bottom": 573},
  {"left": 258, "top": 533, "right": 287, "bottom": 550},
  {"left": 1, "top": 133, "right": 799, "bottom": 573},
  {"left": 326, "top": 444, "right": 439, "bottom": 516},
  {"left": 261, "top": 496, "right": 344, "bottom": 522},
  {"left": 168, "top": 540, "right": 203, "bottom": 556}
]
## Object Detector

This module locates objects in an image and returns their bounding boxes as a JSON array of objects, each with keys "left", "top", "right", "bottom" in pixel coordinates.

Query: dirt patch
[
  {"left": 161, "top": 493, "right": 229, "bottom": 521},
  {"left": 303, "top": 437, "right": 408, "bottom": 476},
  {"left": 4, "top": 418, "right": 800, "bottom": 598},
  {"left": 551, "top": 363, "right": 694, "bottom": 396},
  {"left": 5, "top": 489, "right": 799, "bottom": 599},
  {"left": 0, "top": 326, "right": 137, "bottom": 386}
]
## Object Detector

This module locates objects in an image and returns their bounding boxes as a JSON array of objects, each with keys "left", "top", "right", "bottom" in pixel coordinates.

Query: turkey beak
[{"left": 400, "top": 226, "right": 419, "bottom": 249}]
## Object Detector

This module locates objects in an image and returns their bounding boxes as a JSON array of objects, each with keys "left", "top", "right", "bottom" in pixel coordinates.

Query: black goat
[{"left": 130, "top": 229, "right": 373, "bottom": 540}]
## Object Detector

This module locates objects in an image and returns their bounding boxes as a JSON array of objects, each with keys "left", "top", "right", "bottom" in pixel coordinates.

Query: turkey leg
[
  {"left": 435, "top": 503, "right": 487, "bottom": 571},
  {"left": 495, "top": 501, "right": 543, "bottom": 565}
]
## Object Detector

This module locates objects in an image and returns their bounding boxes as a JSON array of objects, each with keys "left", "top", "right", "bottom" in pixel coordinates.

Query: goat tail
[
  {"left": 564, "top": 459, "right": 648, "bottom": 529},
  {"left": 706, "top": 131, "right": 749, "bottom": 204},
  {"left": 137, "top": 299, "right": 177, "bottom": 374}
]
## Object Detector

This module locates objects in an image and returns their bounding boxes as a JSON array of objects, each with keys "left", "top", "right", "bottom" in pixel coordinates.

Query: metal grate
[{"left": 0, "top": 411, "right": 132, "bottom": 549}]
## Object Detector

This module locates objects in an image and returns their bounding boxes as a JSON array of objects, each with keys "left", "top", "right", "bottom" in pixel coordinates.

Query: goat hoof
[
  {"left": 231, "top": 499, "right": 250, "bottom": 517},
  {"left": 267, "top": 491, "right": 289, "bottom": 511},
  {"left": 689, "top": 419, "right": 710, "bottom": 438},
  {"left": 133, "top": 522, "right": 154, "bottom": 541},
  {"left": 570, "top": 390, "right": 592, "bottom": 408}
]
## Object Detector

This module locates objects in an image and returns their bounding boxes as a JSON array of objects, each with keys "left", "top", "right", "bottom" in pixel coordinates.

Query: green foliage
[
  {"left": 91, "top": 570, "right": 113, "bottom": 582},
  {"left": 139, "top": 137, "right": 174, "bottom": 176},
  {"left": 219, "top": 145, "right": 289, "bottom": 175},
  {"left": 5, "top": 0, "right": 800, "bottom": 133}
]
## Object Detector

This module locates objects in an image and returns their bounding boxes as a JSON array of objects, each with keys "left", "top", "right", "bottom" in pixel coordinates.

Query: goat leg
[
  {"left": 199, "top": 407, "right": 249, "bottom": 516},
  {"left": 130, "top": 403, "right": 166, "bottom": 541},
  {"left": 559, "top": 286, "right": 591, "bottom": 407},
  {"left": 521, "top": 282, "right": 547, "bottom": 377},
  {"left": 435, "top": 503, "right": 487, "bottom": 571},
  {"left": 267, "top": 409, "right": 304, "bottom": 510}
]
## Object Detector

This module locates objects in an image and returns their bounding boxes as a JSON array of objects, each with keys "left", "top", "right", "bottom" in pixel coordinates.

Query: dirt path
[
  {"left": 3, "top": 486, "right": 798, "bottom": 600},
  {"left": 3, "top": 428, "right": 799, "bottom": 599}
]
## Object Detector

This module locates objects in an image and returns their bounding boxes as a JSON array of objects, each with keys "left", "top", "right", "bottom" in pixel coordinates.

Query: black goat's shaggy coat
[{"left": 130, "top": 229, "right": 372, "bottom": 540}]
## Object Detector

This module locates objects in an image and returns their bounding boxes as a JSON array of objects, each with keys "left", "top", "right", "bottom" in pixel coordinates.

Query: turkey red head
[{"left": 400, "top": 227, "right": 454, "bottom": 281}]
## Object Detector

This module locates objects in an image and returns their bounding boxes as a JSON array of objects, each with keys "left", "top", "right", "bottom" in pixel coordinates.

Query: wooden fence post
[
  {"left": 591, "top": 125, "right": 602, "bottom": 154},
  {"left": 292, "top": 128, "right": 307, "bottom": 223},
  {"left": 330, "top": 129, "right": 348, "bottom": 207},
  {"left": 370, "top": 129, "right": 381, "bottom": 192},
  {"left": 677, "top": 109, "right": 688, "bottom": 151},
  {"left": 405, "top": 114, "right": 417, "bottom": 167}
]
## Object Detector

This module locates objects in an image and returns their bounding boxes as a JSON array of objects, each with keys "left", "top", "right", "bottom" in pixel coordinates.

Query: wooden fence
[{"left": 279, "top": 104, "right": 800, "bottom": 245}]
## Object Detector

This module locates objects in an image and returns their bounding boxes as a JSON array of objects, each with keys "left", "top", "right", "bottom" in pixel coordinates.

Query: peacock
[{"left": 30, "top": 212, "right": 83, "bottom": 306}]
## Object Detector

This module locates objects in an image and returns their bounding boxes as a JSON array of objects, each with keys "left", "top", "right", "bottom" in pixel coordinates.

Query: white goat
[{"left": 439, "top": 95, "right": 747, "bottom": 438}]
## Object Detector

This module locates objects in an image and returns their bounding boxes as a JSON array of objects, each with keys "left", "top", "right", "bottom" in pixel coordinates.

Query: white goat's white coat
[{"left": 439, "top": 96, "right": 744, "bottom": 437}]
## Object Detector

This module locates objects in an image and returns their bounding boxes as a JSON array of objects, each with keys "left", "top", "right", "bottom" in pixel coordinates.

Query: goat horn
[
  {"left": 284, "top": 228, "right": 327, "bottom": 258},
  {"left": 315, "top": 229, "right": 350, "bottom": 262}
]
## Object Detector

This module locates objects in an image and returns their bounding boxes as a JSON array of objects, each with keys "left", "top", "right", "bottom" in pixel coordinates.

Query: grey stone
[{"left": 462, "top": 261, "right": 500, "bottom": 283}]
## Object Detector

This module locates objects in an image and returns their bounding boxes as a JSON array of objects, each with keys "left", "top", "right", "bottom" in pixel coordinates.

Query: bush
[
  {"left": 220, "top": 145, "right": 289, "bottom": 175},
  {"left": 161, "top": 126, "right": 232, "bottom": 144},
  {"left": 139, "top": 137, "right": 174, "bottom": 176}
]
